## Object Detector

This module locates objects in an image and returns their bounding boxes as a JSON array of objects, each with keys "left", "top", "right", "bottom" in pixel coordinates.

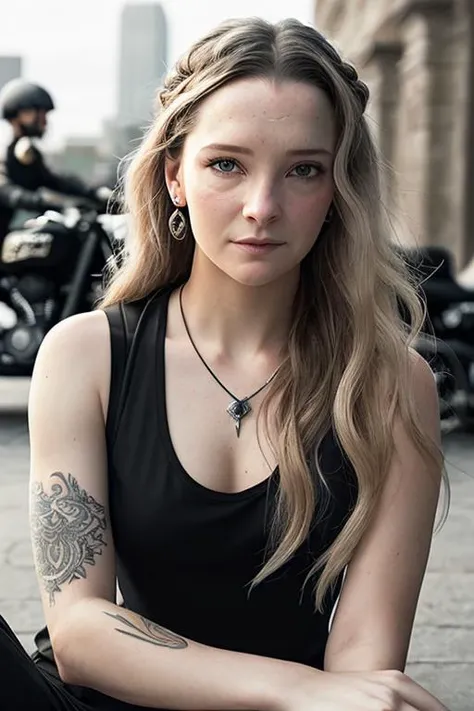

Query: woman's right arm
[{"left": 27, "top": 313, "right": 448, "bottom": 711}]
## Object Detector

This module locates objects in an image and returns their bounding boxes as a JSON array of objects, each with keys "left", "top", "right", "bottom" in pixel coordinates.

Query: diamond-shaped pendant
[{"left": 226, "top": 399, "right": 251, "bottom": 437}]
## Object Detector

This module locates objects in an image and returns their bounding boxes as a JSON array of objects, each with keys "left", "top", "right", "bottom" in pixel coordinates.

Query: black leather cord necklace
[{"left": 178, "top": 285, "right": 281, "bottom": 437}]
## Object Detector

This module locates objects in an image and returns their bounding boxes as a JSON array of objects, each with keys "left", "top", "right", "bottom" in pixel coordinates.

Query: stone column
[
  {"left": 394, "top": 0, "right": 458, "bottom": 250},
  {"left": 459, "top": 0, "right": 474, "bottom": 264},
  {"left": 363, "top": 41, "right": 403, "bottom": 203}
]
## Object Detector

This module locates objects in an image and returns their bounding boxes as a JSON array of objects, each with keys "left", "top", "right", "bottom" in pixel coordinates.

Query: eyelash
[{"left": 206, "top": 157, "right": 326, "bottom": 180}]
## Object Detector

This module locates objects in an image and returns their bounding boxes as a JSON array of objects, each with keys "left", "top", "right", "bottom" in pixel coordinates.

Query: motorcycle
[
  {"left": 0, "top": 204, "right": 125, "bottom": 376},
  {"left": 401, "top": 245, "right": 474, "bottom": 432}
]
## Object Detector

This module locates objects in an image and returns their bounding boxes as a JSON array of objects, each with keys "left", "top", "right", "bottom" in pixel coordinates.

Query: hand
[{"left": 280, "top": 668, "right": 448, "bottom": 711}]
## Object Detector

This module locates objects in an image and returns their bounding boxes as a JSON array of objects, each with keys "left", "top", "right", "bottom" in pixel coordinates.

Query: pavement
[{"left": 0, "top": 377, "right": 473, "bottom": 710}]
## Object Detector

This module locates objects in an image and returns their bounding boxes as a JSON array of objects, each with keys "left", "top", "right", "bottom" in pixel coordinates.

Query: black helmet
[{"left": 0, "top": 79, "right": 55, "bottom": 120}]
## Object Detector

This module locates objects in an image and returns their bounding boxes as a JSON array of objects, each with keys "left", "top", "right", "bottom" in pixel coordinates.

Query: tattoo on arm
[
  {"left": 30, "top": 472, "right": 107, "bottom": 606},
  {"left": 103, "top": 612, "right": 189, "bottom": 649}
]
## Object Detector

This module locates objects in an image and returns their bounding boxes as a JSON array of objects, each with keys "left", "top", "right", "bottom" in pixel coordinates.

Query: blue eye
[
  {"left": 210, "top": 159, "right": 238, "bottom": 173},
  {"left": 290, "top": 164, "right": 323, "bottom": 179}
]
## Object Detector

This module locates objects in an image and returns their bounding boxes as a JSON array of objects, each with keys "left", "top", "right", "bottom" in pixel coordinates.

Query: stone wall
[{"left": 316, "top": 0, "right": 473, "bottom": 267}]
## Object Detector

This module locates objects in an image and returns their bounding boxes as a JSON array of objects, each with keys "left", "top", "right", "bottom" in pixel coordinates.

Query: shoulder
[
  {"left": 32, "top": 310, "right": 112, "bottom": 421},
  {"left": 399, "top": 349, "right": 439, "bottom": 441},
  {"left": 407, "top": 347, "right": 437, "bottom": 398},
  {"left": 378, "top": 348, "right": 438, "bottom": 431},
  {"left": 13, "top": 137, "right": 41, "bottom": 166},
  {"left": 36, "top": 310, "right": 110, "bottom": 363}
]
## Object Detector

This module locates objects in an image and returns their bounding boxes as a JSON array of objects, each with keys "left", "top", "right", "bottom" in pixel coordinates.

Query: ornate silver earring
[{"left": 169, "top": 195, "right": 187, "bottom": 241}]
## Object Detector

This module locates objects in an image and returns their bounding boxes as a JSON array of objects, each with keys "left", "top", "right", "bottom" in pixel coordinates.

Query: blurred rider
[{"left": 0, "top": 79, "right": 109, "bottom": 245}]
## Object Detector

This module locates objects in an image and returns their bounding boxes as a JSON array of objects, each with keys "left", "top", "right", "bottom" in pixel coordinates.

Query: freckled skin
[{"left": 166, "top": 77, "right": 336, "bottom": 290}]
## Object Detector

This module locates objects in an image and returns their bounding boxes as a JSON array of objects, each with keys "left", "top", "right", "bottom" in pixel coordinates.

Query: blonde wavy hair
[{"left": 101, "top": 17, "right": 446, "bottom": 611}]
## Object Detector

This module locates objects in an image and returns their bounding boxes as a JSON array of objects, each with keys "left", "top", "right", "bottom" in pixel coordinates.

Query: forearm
[
  {"left": 0, "top": 183, "right": 43, "bottom": 211},
  {"left": 324, "top": 638, "right": 408, "bottom": 673},
  {"left": 54, "top": 597, "right": 307, "bottom": 711},
  {"left": 41, "top": 170, "right": 92, "bottom": 199}
]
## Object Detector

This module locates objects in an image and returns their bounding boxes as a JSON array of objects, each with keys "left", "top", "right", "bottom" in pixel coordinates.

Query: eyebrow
[{"left": 201, "top": 143, "right": 333, "bottom": 157}]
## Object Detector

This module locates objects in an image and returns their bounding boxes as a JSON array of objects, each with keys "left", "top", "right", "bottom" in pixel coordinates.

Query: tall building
[
  {"left": 316, "top": 0, "right": 474, "bottom": 268},
  {"left": 117, "top": 2, "right": 167, "bottom": 152},
  {"left": 0, "top": 56, "right": 22, "bottom": 90}
]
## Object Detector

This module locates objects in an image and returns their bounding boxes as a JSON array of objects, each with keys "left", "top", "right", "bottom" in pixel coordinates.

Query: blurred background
[
  {"left": 0, "top": 2, "right": 473, "bottom": 710},
  {"left": 0, "top": 0, "right": 315, "bottom": 186},
  {"left": 318, "top": 0, "right": 473, "bottom": 271}
]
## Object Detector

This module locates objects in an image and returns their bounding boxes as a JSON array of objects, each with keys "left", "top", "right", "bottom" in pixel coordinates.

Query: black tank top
[
  {"left": 104, "top": 287, "right": 358, "bottom": 668},
  {"left": 32, "top": 286, "right": 358, "bottom": 707}
]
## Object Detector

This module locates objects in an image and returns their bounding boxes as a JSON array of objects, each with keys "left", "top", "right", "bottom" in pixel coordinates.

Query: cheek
[
  {"left": 185, "top": 173, "right": 240, "bottom": 223},
  {"left": 293, "top": 184, "right": 334, "bottom": 232}
]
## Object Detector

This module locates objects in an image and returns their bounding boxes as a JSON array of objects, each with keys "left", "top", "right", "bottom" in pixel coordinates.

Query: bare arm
[
  {"left": 28, "top": 313, "right": 307, "bottom": 711},
  {"left": 324, "top": 353, "right": 443, "bottom": 672}
]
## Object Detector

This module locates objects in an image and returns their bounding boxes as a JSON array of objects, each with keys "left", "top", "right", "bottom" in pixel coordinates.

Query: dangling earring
[{"left": 169, "top": 195, "right": 187, "bottom": 241}]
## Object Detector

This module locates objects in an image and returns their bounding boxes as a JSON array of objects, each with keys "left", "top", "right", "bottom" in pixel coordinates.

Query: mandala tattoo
[
  {"left": 103, "top": 611, "right": 188, "bottom": 649},
  {"left": 30, "top": 472, "right": 107, "bottom": 605}
]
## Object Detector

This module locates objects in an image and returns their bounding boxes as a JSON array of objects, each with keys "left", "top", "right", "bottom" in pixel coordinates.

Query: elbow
[
  {"left": 50, "top": 609, "right": 94, "bottom": 687},
  {"left": 48, "top": 596, "right": 108, "bottom": 686},
  {"left": 50, "top": 626, "right": 81, "bottom": 685}
]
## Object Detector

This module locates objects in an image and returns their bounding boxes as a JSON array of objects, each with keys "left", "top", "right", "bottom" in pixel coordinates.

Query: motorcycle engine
[{"left": 0, "top": 274, "right": 56, "bottom": 373}]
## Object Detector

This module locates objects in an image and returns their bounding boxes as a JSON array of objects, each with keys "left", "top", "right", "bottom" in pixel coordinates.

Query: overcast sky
[{"left": 0, "top": 0, "right": 315, "bottom": 145}]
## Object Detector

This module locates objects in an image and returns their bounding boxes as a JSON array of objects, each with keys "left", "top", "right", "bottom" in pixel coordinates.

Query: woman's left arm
[{"left": 325, "top": 353, "right": 443, "bottom": 672}]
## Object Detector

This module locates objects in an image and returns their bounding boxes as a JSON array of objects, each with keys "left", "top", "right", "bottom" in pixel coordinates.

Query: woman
[{"left": 0, "top": 16, "right": 448, "bottom": 711}]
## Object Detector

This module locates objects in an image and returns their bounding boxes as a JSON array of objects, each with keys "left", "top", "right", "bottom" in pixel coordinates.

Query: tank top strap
[{"left": 102, "top": 289, "right": 164, "bottom": 448}]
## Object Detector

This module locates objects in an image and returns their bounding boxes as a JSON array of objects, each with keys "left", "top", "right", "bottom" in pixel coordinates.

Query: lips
[
  {"left": 233, "top": 239, "right": 283, "bottom": 246},
  {"left": 231, "top": 240, "right": 283, "bottom": 254}
]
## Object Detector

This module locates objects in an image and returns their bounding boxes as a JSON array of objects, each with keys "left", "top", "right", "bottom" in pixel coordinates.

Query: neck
[{"left": 181, "top": 256, "right": 298, "bottom": 363}]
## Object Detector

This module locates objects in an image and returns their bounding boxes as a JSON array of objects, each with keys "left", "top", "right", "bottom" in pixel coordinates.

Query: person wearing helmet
[{"left": 0, "top": 79, "right": 110, "bottom": 244}]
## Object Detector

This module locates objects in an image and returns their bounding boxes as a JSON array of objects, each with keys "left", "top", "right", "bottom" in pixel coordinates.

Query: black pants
[
  {"left": 0, "top": 615, "right": 81, "bottom": 710},
  {"left": 0, "top": 616, "right": 151, "bottom": 711}
]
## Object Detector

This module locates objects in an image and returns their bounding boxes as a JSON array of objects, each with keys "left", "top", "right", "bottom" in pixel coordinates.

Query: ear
[{"left": 164, "top": 155, "right": 185, "bottom": 204}]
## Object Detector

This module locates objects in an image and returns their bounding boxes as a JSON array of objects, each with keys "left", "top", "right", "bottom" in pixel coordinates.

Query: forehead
[{"left": 187, "top": 77, "right": 336, "bottom": 148}]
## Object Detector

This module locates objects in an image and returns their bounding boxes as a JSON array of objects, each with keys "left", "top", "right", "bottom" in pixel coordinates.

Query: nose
[{"left": 241, "top": 181, "right": 282, "bottom": 226}]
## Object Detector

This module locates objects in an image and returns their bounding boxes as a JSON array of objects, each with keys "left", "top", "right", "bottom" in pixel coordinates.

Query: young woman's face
[{"left": 166, "top": 77, "right": 336, "bottom": 287}]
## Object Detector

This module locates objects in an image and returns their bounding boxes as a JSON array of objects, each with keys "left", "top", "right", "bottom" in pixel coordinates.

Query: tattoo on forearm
[
  {"left": 30, "top": 472, "right": 107, "bottom": 605},
  {"left": 103, "top": 612, "right": 189, "bottom": 649}
]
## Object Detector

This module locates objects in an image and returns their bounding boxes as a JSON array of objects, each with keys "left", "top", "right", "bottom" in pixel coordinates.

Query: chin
[{"left": 223, "top": 264, "right": 297, "bottom": 289}]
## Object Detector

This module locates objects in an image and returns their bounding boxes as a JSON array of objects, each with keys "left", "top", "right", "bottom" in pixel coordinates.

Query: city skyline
[
  {"left": 0, "top": 0, "right": 315, "bottom": 146},
  {"left": 118, "top": 3, "right": 167, "bottom": 128}
]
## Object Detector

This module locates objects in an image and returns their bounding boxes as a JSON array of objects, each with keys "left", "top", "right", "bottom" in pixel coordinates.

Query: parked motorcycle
[
  {"left": 401, "top": 245, "right": 474, "bottom": 432},
  {"left": 0, "top": 204, "right": 125, "bottom": 376}
]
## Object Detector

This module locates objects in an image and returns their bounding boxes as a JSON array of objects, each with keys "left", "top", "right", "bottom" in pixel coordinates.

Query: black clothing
[
  {"left": 0, "top": 616, "right": 151, "bottom": 711},
  {"left": 0, "top": 287, "right": 358, "bottom": 710},
  {"left": 0, "top": 136, "right": 95, "bottom": 242}
]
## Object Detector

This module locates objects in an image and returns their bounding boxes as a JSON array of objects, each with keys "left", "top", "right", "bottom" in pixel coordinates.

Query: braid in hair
[
  {"left": 315, "top": 31, "right": 370, "bottom": 113},
  {"left": 337, "top": 60, "right": 370, "bottom": 112},
  {"left": 158, "top": 22, "right": 370, "bottom": 116}
]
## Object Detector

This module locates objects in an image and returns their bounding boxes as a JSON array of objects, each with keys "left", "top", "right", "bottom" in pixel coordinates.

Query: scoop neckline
[{"left": 154, "top": 287, "right": 278, "bottom": 502}]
